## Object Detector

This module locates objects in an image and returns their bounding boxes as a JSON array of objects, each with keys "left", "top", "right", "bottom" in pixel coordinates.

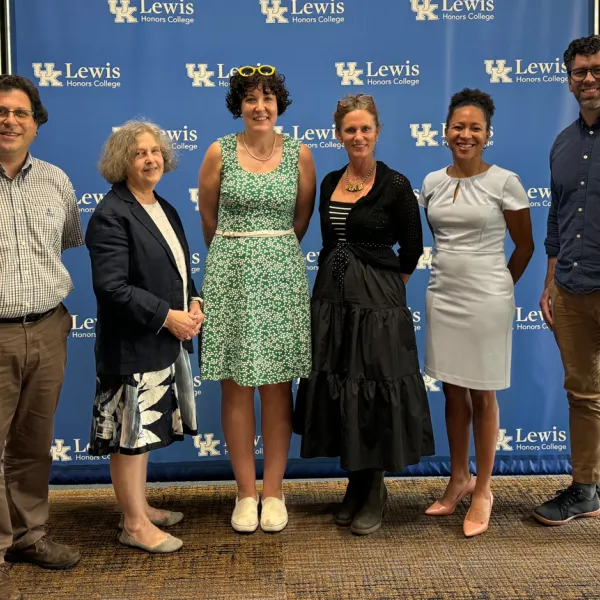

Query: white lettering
[{"left": 71, "top": 315, "right": 97, "bottom": 330}]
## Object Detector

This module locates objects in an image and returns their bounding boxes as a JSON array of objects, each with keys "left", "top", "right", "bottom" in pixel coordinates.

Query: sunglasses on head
[
  {"left": 337, "top": 94, "right": 375, "bottom": 108},
  {"left": 237, "top": 65, "right": 276, "bottom": 77}
]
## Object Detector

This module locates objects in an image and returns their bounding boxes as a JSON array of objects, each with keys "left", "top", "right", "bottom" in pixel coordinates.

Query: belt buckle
[{"left": 222, "top": 231, "right": 234, "bottom": 238}]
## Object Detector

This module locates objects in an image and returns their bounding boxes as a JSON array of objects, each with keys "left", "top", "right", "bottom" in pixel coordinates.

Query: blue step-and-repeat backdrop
[{"left": 11, "top": 0, "right": 592, "bottom": 483}]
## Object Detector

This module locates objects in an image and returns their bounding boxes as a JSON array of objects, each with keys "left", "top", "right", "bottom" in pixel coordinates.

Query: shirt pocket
[{"left": 30, "top": 197, "right": 66, "bottom": 251}]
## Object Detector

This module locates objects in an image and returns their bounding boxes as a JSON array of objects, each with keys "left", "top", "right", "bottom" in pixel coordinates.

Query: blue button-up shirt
[{"left": 545, "top": 116, "right": 600, "bottom": 294}]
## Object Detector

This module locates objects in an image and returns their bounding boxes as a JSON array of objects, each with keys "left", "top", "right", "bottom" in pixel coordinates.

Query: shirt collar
[
  {"left": 0, "top": 153, "right": 34, "bottom": 179},
  {"left": 578, "top": 113, "right": 600, "bottom": 130}
]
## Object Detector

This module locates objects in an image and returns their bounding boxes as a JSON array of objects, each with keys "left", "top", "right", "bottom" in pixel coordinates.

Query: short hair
[
  {"left": 564, "top": 35, "right": 600, "bottom": 70},
  {"left": 333, "top": 93, "right": 381, "bottom": 132},
  {"left": 0, "top": 74, "right": 48, "bottom": 126},
  {"left": 98, "top": 120, "right": 177, "bottom": 184},
  {"left": 446, "top": 88, "right": 495, "bottom": 132},
  {"left": 225, "top": 69, "right": 292, "bottom": 118}
]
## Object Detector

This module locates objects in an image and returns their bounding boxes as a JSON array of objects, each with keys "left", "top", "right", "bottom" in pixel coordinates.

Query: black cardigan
[
  {"left": 318, "top": 161, "right": 423, "bottom": 273},
  {"left": 85, "top": 182, "right": 199, "bottom": 375}
]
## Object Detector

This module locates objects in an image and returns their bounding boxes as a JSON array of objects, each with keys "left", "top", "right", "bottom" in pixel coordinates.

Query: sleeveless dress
[
  {"left": 200, "top": 133, "right": 311, "bottom": 387},
  {"left": 418, "top": 165, "right": 530, "bottom": 390}
]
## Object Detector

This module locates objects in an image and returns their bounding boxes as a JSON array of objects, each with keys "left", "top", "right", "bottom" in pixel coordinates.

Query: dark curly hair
[
  {"left": 225, "top": 69, "right": 292, "bottom": 119},
  {"left": 564, "top": 35, "right": 600, "bottom": 70},
  {"left": 446, "top": 88, "right": 495, "bottom": 132},
  {"left": 0, "top": 74, "right": 48, "bottom": 126}
]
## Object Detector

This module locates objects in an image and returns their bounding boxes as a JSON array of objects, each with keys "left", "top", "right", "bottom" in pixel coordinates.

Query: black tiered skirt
[{"left": 294, "top": 248, "right": 435, "bottom": 473}]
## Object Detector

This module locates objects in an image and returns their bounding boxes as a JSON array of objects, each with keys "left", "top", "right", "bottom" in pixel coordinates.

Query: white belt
[{"left": 215, "top": 228, "right": 294, "bottom": 239}]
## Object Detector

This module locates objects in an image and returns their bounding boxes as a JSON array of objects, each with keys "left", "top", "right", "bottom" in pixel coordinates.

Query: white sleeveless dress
[{"left": 418, "top": 165, "right": 530, "bottom": 390}]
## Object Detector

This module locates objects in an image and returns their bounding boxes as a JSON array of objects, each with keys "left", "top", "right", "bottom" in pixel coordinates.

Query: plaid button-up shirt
[{"left": 0, "top": 154, "right": 84, "bottom": 318}]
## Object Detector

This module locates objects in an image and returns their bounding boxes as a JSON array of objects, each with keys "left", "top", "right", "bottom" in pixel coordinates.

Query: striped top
[{"left": 329, "top": 201, "right": 354, "bottom": 242}]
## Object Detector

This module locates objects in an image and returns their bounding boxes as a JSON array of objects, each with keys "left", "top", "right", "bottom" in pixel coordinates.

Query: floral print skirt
[{"left": 89, "top": 348, "right": 197, "bottom": 456}]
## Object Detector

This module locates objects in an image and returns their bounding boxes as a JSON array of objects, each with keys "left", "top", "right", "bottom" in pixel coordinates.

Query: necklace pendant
[{"left": 346, "top": 182, "right": 363, "bottom": 193}]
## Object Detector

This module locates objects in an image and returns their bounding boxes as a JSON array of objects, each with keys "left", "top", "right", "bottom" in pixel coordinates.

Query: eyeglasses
[
  {"left": 237, "top": 65, "right": 276, "bottom": 77},
  {"left": 337, "top": 94, "right": 375, "bottom": 107},
  {"left": 568, "top": 67, "right": 600, "bottom": 81},
  {"left": 0, "top": 107, "right": 34, "bottom": 121}
]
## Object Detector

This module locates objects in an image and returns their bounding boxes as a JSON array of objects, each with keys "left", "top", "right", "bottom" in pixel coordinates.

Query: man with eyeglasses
[
  {"left": 535, "top": 35, "right": 600, "bottom": 527},
  {"left": 0, "top": 75, "right": 83, "bottom": 600}
]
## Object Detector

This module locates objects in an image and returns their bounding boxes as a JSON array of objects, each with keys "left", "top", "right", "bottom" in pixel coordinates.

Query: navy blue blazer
[{"left": 85, "top": 181, "right": 199, "bottom": 375}]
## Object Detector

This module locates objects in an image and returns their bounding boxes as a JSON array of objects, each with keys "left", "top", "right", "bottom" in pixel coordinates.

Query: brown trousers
[
  {"left": 551, "top": 282, "right": 600, "bottom": 483},
  {"left": 0, "top": 304, "right": 72, "bottom": 559}
]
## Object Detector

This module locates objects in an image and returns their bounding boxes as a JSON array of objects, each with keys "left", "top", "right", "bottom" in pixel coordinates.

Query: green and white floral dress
[{"left": 200, "top": 133, "right": 311, "bottom": 386}]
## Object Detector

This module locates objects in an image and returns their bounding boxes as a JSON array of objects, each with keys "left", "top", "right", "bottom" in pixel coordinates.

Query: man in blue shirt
[{"left": 535, "top": 35, "right": 600, "bottom": 526}]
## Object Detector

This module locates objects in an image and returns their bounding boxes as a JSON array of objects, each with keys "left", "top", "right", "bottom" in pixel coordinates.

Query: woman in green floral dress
[{"left": 198, "top": 65, "right": 316, "bottom": 534}]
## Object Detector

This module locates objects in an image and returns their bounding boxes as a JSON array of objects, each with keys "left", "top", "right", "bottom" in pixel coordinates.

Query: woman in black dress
[{"left": 295, "top": 94, "right": 434, "bottom": 535}]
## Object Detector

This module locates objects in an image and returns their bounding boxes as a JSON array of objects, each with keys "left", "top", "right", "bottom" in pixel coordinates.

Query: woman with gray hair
[{"left": 85, "top": 120, "right": 203, "bottom": 553}]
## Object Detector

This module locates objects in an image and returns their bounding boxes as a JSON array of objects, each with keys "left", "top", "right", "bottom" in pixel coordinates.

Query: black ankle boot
[
  {"left": 334, "top": 470, "right": 369, "bottom": 526},
  {"left": 350, "top": 470, "right": 387, "bottom": 535}
]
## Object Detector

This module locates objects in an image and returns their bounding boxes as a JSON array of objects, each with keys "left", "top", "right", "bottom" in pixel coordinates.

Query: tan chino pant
[
  {"left": 551, "top": 282, "right": 600, "bottom": 484},
  {"left": 0, "top": 304, "right": 72, "bottom": 560}
]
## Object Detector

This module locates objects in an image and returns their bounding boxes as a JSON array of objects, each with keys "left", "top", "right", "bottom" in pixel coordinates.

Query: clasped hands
[{"left": 165, "top": 301, "right": 205, "bottom": 341}]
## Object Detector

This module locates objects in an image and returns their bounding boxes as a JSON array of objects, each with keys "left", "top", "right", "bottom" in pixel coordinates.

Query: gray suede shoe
[
  {"left": 118, "top": 529, "right": 183, "bottom": 553},
  {"left": 118, "top": 511, "right": 184, "bottom": 530}
]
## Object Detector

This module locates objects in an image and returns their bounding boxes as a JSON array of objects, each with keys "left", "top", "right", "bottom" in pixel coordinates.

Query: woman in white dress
[{"left": 419, "top": 89, "right": 534, "bottom": 537}]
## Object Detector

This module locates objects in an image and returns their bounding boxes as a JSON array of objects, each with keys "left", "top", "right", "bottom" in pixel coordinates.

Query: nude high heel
[
  {"left": 425, "top": 475, "right": 477, "bottom": 516},
  {"left": 463, "top": 492, "right": 494, "bottom": 537}
]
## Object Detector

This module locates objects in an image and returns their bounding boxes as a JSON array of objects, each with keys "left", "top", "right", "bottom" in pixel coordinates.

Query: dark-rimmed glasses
[{"left": 568, "top": 67, "right": 600, "bottom": 82}]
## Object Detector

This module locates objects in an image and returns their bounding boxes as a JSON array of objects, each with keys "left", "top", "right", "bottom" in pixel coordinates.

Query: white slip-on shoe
[
  {"left": 231, "top": 495, "right": 259, "bottom": 533},
  {"left": 260, "top": 494, "right": 288, "bottom": 533}
]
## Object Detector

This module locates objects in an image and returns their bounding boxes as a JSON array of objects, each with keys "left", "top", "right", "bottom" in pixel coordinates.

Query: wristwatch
[{"left": 191, "top": 296, "right": 204, "bottom": 311}]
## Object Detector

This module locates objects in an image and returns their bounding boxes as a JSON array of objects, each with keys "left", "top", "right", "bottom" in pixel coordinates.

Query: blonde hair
[
  {"left": 333, "top": 93, "right": 381, "bottom": 132},
  {"left": 98, "top": 120, "right": 177, "bottom": 184}
]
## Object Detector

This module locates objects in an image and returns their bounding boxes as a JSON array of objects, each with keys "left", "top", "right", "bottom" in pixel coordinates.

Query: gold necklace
[
  {"left": 242, "top": 131, "right": 277, "bottom": 162},
  {"left": 345, "top": 162, "right": 376, "bottom": 192}
]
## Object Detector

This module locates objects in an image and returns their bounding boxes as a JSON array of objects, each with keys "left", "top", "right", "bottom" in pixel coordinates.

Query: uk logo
[
  {"left": 32, "top": 63, "right": 63, "bottom": 87},
  {"left": 485, "top": 59, "right": 513, "bottom": 83},
  {"left": 186, "top": 64, "right": 216, "bottom": 87},
  {"left": 417, "top": 247, "right": 433, "bottom": 269},
  {"left": 335, "top": 62, "right": 364, "bottom": 86},
  {"left": 259, "top": 0, "right": 289, "bottom": 23},
  {"left": 496, "top": 429, "right": 514, "bottom": 451},
  {"left": 108, "top": 0, "right": 138, "bottom": 23},
  {"left": 410, "top": 124, "right": 439, "bottom": 146},
  {"left": 423, "top": 373, "right": 441, "bottom": 392},
  {"left": 189, "top": 188, "right": 199, "bottom": 211},
  {"left": 194, "top": 433, "right": 221, "bottom": 457},
  {"left": 50, "top": 439, "right": 72, "bottom": 461},
  {"left": 411, "top": 0, "right": 439, "bottom": 20}
]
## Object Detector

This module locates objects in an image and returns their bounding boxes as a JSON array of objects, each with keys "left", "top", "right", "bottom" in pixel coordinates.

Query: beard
[
  {"left": 577, "top": 87, "right": 600, "bottom": 109},
  {"left": 579, "top": 96, "right": 600, "bottom": 110}
]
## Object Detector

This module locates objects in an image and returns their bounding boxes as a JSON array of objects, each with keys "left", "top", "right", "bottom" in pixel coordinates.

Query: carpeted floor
[{"left": 7, "top": 476, "right": 600, "bottom": 600}]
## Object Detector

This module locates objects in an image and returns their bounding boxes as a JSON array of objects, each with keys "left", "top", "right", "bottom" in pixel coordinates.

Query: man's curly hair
[
  {"left": 0, "top": 75, "right": 48, "bottom": 126},
  {"left": 564, "top": 35, "right": 600, "bottom": 70},
  {"left": 225, "top": 69, "right": 292, "bottom": 118}
]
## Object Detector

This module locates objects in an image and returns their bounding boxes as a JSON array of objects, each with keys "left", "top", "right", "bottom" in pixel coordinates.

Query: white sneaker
[
  {"left": 260, "top": 494, "right": 288, "bottom": 533},
  {"left": 231, "top": 495, "right": 259, "bottom": 533}
]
